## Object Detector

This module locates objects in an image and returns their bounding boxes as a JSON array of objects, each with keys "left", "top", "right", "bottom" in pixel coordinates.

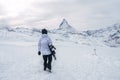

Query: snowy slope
[
  {"left": 0, "top": 27, "right": 40, "bottom": 42},
  {"left": 0, "top": 41, "right": 120, "bottom": 80}
]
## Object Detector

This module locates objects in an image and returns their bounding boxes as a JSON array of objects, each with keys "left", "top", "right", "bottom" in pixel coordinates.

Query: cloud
[
  {"left": 0, "top": 5, "right": 6, "bottom": 16},
  {"left": 2, "top": 0, "right": 120, "bottom": 30},
  {"left": 17, "top": 0, "right": 90, "bottom": 25}
]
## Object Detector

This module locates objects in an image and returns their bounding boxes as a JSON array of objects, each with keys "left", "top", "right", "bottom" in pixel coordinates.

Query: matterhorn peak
[
  {"left": 58, "top": 18, "right": 76, "bottom": 33},
  {"left": 59, "top": 18, "right": 72, "bottom": 29}
]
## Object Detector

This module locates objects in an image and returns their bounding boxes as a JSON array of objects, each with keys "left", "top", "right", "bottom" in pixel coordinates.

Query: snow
[
  {"left": 0, "top": 40, "right": 120, "bottom": 80},
  {"left": 0, "top": 21, "right": 120, "bottom": 80},
  {"left": 83, "top": 23, "right": 120, "bottom": 47}
]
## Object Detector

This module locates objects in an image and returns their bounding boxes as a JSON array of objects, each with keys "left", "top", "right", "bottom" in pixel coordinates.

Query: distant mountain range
[
  {"left": 0, "top": 19, "right": 120, "bottom": 47},
  {"left": 82, "top": 23, "right": 120, "bottom": 47}
]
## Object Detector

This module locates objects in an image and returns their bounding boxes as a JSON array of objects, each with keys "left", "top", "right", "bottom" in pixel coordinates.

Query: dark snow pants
[{"left": 43, "top": 54, "right": 52, "bottom": 70}]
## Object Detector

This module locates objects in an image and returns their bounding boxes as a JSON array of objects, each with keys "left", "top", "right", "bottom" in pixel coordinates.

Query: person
[{"left": 38, "top": 29, "right": 53, "bottom": 72}]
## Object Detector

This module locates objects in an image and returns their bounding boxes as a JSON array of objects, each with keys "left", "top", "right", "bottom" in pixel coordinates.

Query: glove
[{"left": 38, "top": 51, "right": 41, "bottom": 55}]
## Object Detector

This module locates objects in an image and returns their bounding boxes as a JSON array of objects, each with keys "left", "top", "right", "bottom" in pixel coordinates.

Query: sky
[{"left": 0, "top": 0, "right": 120, "bottom": 31}]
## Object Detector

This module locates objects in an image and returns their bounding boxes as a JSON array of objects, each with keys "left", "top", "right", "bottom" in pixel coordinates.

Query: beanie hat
[{"left": 42, "top": 29, "right": 47, "bottom": 34}]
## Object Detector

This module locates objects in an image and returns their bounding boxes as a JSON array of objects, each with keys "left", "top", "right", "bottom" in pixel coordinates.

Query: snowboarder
[{"left": 38, "top": 29, "right": 54, "bottom": 72}]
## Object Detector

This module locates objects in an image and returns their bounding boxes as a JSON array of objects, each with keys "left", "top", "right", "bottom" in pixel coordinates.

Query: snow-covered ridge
[
  {"left": 0, "top": 20, "right": 120, "bottom": 47},
  {"left": 83, "top": 23, "right": 120, "bottom": 47},
  {"left": 0, "top": 26, "right": 41, "bottom": 42},
  {"left": 83, "top": 24, "right": 120, "bottom": 37}
]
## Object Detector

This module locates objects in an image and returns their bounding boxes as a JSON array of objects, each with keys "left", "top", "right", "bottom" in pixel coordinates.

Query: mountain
[
  {"left": 83, "top": 23, "right": 120, "bottom": 47},
  {"left": 0, "top": 27, "right": 41, "bottom": 41},
  {"left": 56, "top": 19, "right": 77, "bottom": 33},
  {"left": 0, "top": 20, "right": 120, "bottom": 47},
  {"left": 104, "top": 30, "right": 120, "bottom": 47}
]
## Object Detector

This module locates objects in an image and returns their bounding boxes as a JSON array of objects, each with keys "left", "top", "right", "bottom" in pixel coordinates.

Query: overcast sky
[{"left": 0, "top": 0, "right": 120, "bottom": 30}]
